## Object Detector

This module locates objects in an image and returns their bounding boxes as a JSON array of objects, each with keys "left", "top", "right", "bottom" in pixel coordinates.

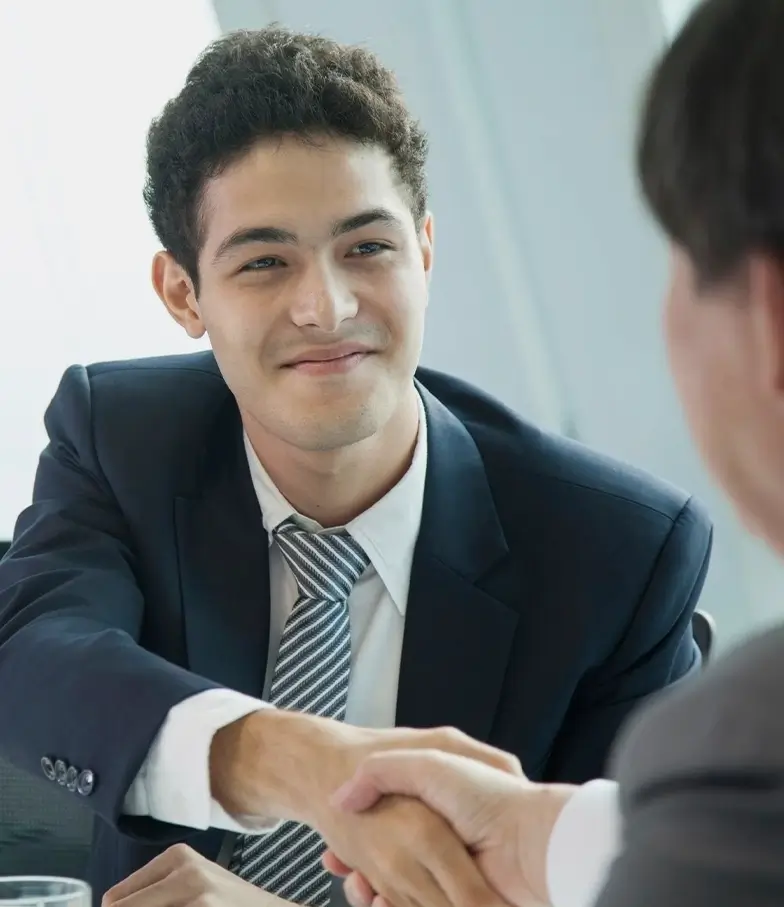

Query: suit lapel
[
  {"left": 396, "top": 385, "right": 517, "bottom": 742},
  {"left": 175, "top": 396, "right": 271, "bottom": 697}
]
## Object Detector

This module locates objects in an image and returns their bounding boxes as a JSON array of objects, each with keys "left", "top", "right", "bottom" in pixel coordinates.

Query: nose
[{"left": 289, "top": 260, "right": 359, "bottom": 332}]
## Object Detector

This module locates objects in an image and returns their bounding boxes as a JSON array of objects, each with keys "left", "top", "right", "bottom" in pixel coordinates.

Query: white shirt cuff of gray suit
[
  {"left": 547, "top": 779, "right": 620, "bottom": 907},
  {"left": 123, "top": 691, "right": 621, "bottom": 907},
  {"left": 122, "top": 688, "right": 278, "bottom": 833}
]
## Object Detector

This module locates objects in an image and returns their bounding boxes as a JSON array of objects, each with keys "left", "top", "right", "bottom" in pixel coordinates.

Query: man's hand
[
  {"left": 322, "top": 791, "right": 518, "bottom": 907},
  {"left": 101, "top": 844, "right": 289, "bottom": 907},
  {"left": 209, "top": 710, "right": 524, "bottom": 827},
  {"left": 210, "top": 713, "right": 523, "bottom": 907},
  {"left": 323, "top": 749, "right": 577, "bottom": 907}
]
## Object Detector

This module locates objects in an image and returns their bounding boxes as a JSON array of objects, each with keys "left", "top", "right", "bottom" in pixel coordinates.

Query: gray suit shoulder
[{"left": 611, "top": 623, "right": 784, "bottom": 796}]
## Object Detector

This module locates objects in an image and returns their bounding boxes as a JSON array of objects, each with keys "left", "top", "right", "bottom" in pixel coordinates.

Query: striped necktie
[{"left": 230, "top": 518, "right": 370, "bottom": 906}]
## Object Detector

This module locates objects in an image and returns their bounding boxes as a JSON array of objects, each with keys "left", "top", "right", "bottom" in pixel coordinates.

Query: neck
[{"left": 243, "top": 387, "right": 421, "bottom": 527}]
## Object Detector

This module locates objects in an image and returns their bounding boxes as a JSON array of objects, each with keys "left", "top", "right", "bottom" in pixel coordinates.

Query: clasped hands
[
  {"left": 322, "top": 743, "right": 569, "bottom": 907},
  {"left": 103, "top": 721, "right": 568, "bottom": 907}
]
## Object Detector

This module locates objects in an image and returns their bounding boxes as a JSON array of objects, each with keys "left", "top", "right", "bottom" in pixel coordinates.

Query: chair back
[{"left": 692, "top": 609, "right": 716, "bottom": 663}]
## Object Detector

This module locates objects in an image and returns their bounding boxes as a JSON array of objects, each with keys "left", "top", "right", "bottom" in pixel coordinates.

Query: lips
[
  {"left": 289, "top": 352, "right": 371, "bottom": 377},
  {"left": 285, "top": 344, "right": 372, "bottom": 366}
]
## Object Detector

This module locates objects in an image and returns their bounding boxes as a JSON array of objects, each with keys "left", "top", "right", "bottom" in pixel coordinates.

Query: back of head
[
  {"left": 638, "top": 0, "right": 784, "bottom": 284},
  {"left": 144, "top": 26, "right": 428, "bottom": 286},
  {"left": 637, "top": 0, "right": 784, "bottom": 555}
]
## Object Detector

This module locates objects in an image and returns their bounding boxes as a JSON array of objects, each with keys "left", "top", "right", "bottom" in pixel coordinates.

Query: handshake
[
  {"left": 322, "top": 741, "right": 573, "bottom": 907},
  {"left": 103, "top": 713, "right": 577, "bottom": 907}
]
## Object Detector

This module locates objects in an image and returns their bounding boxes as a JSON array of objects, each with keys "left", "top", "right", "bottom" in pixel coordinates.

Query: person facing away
[
  {"left": 0, "top": 23, "right": 711, "bottom": 907},
  {"left": 309, "top": 2, "right": 784, "bottom": 907}
]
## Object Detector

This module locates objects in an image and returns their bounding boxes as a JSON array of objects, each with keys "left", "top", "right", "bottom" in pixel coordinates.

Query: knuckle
[
  {"left": 363, "top": 750, "right": 387, "bottom": 771},
  {"left": 173, "top": 863, "right": 209, "bottom": 897},
  {"left": 497, "top": 751, "right": 523, "bottom": 775},
  {"left": 376, "top": 848, "right": 402, "bottom": 878},
  {"left": 434, "top": 725, "right": 466, "bottom": 747},
  {"left": 343, "top": 881, "right": 367, "bottom": 907},
  {"left": 192, "top": 896, "right": 218, "bottom": 907},
  {"left": 167, "top": 842, "right": 193, "bottom": 864}
]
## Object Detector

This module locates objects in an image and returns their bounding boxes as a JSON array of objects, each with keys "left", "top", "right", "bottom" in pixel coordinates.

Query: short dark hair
[
  {"left": 637, "top": 0, "right": 784, "bottom": 284},
  {"left": 143, "top": 26, "right": 429, "bottom": 289}
]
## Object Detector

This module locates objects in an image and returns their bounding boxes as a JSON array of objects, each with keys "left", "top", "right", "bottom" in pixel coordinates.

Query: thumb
[{"left": 331, "top": 749, "right": 455, "bottom": 813}]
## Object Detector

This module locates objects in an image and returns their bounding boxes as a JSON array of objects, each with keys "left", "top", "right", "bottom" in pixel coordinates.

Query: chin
[
  {"left": 293, "top": 425, "right": 380, "bottom": 453},
  {"left": 286, "top": 406, "right": 383, "bottom": 453}
]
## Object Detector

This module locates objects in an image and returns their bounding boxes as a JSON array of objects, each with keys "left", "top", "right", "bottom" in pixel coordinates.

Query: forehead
[{"left": 200, "top": 135, "right": 412, "bottom": 251}]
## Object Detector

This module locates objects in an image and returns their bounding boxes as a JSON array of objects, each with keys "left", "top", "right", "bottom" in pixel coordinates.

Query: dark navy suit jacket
[{"left": 0, "top": 352, "right": 711, "bottom": 899}]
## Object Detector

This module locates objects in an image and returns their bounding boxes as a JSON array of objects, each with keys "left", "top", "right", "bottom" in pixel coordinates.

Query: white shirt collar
[{"left": 243, "top": 391, "right": 428, "bottom": 616}]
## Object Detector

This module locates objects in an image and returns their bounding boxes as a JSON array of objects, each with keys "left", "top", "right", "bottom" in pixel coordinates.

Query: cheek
[
  {"left": 665, "top": 295, "right": 747, "bottom": 498},
  {"left": 391, "top": 290, "right": 426, "bottom": 355},
  {"left": 367, "top": 272, "right": 425, "bottom": 334},
  {"left": 201, "top": 291, "right": 270, "bottom": 349},
  {"left": 663, "top": 250, "right": 696, "bottom": 388},
  {"left": 664, "top": 285, "right": 715, "bottom": 442}
]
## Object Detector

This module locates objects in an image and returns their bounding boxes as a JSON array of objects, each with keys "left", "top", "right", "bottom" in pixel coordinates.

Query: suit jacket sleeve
[
  {"left": 544, "top": 497, "right": 711, "bottom": 782},
  {"left": 0, "top": 365, "right": 221, "bottom": 842},
  {"left": 595, "top": 627, "right": 784, "bottom": 907}
]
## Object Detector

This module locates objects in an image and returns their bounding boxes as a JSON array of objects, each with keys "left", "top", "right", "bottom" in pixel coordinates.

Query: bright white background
[{"left": 0, "top": 0, "right": 216, "bottom": 536}]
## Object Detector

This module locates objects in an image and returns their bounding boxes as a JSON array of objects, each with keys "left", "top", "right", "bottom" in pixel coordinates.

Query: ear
[
  {"left": 749, "top": 253, "right": 784, "bottom": 400},
  {"left": 419, "top": 212, "right": 434, "bottom": 287},
  {"left": 151, "top": 251, "right": 206, "bottom": 339}
]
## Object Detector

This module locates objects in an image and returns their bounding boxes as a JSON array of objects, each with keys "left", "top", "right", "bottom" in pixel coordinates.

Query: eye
[
  {"left": 240, "top": 257, "right": 283, "bottom": 272},
  {"left": 351, "top": 241, "right": 391, "bottom": 257}
]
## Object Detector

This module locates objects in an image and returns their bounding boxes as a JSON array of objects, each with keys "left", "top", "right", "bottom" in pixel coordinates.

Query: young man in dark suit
[{"left": 0, "top": 25, "right": 710, "bottom": 907}]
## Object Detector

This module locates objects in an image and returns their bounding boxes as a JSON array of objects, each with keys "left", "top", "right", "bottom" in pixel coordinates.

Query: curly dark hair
[
  {"left": 637, "top": 0, "right": 784, "bottom": 285},
  {"left": 143, "top": 26, "right": 429, "bottom": 290}
]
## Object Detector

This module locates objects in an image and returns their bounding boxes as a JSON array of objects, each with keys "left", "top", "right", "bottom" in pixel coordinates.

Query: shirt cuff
[
  {"left": 546, "top": 779, "right": 621, "bottom": 907},
  {"left": 122, "top": 688, "right": 280, "bottom": 832}
]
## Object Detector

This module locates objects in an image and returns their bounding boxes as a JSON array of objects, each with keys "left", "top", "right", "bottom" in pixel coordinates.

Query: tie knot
[{"left": 275, "top": 519, "right": 370, "bottom": 602}]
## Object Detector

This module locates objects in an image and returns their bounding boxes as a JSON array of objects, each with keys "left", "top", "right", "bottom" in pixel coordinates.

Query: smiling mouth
[{"left": 285, "top": 351, "right": 372, "bottom": 376}]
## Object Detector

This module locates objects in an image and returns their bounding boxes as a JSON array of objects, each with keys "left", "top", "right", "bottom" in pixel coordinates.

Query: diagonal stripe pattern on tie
[{"left": 230, "top": 518, "right": 370, "bottom": 906}]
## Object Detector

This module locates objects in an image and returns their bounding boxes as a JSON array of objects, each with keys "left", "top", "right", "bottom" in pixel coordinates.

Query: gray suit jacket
[{"left": 595, "top": 624, "right": 784, "bottom": 907}]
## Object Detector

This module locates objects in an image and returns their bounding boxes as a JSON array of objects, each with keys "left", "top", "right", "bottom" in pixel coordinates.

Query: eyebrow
[{"left": 211, "top": 207, "right": 405, "bottom": 264}]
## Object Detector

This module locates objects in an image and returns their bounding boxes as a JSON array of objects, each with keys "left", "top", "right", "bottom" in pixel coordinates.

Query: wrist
[
  {"left": 517, "top": 783, "right": 575, "bottom": 905},
  {"left": 210, "top": 710, "right": 357, "bottom": 825}
]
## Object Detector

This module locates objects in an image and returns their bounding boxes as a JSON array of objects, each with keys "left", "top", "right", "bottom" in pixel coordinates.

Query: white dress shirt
[
  {"left": 122, "top": 392, "right": 428, "bottom": 832},
  {"left": 121, "top": 389, "right": 622, "bottom": 907}
]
